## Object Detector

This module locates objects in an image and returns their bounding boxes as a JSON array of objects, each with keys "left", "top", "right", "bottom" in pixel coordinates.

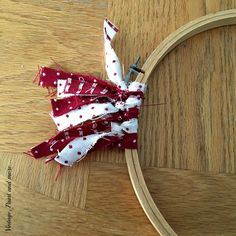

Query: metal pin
[{"left": 124, "top": 56, "right": 145, "bottom": 85}]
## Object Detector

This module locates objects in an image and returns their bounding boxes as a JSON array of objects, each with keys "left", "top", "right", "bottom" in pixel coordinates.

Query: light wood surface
[
  {"left": 0, "top": 1, "right": 236, "bottom": 235},
  {"left": 126, "top": 10, "right": 236, "bottom": 235}
]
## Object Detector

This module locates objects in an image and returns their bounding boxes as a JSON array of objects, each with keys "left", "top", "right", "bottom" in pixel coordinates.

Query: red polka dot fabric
[{"left": 27, "top": 18, "right": 146, "bottom": 168}]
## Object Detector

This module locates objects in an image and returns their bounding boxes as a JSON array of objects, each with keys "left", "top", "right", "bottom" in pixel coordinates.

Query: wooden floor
[{"left": 0, "top": 0, "right": 236, "bottom": 235}]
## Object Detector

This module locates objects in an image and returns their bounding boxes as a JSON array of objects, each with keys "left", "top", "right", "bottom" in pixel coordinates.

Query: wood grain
[
  {"left": 128, "top": 8, "right": 236, "bottom": 235},
  {"left": 0, "top": 153, "right": 89, "bottom": 208},
  {"left": 138, "top": 14, "right": 236, "bottom": 174},
  {"left": 0, "top": 159, "right": 157, "bottom": 236},
  {"left": 143, "top": 167, "right": 236, "bottom": 236},
  {"left": 0, "top": 0, "right": 236, "bottom": 235},
  {"left": 0, "top": 0, "right": 107, "bottom": 152}
]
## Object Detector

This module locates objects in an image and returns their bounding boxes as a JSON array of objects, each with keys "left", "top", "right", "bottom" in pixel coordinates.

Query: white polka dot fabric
[
  {"left": 51, "top": 102, "right": 119, "bottom": 131},
  {"left": 55, "top": 133, "right": 107, "bottom": 166},
  {"left": 55, "top": 118, "right": 138, "bottom": 166},
  {"left": 104, "top": 18, "right": 123, "bottom": 86}
]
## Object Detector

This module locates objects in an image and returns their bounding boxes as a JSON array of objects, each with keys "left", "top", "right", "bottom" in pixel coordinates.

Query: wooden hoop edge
[{"left": 125, "top": 9, "right": 236, "bottom": 236}]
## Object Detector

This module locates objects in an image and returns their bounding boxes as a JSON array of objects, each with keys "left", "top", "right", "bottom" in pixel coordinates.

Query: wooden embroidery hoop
[{"left": 125, "top": 9, "right": 236, "bottom": 236}]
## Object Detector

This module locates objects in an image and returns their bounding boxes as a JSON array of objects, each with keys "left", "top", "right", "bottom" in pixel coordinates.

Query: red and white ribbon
[{"left": 28, "top": 18, "right": 146, "bottom": 169}]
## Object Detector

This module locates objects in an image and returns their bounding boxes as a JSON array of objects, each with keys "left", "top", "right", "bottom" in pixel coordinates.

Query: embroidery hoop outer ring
[{"left": 125, "top": 9, "right": 236, "bottom": 236}]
